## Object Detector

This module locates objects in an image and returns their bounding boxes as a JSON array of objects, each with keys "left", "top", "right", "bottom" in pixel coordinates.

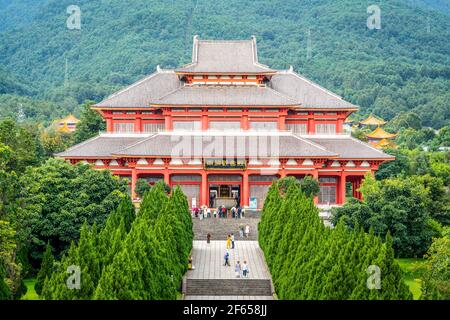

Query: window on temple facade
[
  {"left": 114, "top": 123, "right": 134, "bottom": 133},
  {"left": 171, "top": 174, "right": 202, "bottom": 182},
  {"left": 250, "top": 121, "right": 277, "bottom": 131},
  {"left": 173, "top": 121, "right": 201, "bottom": 131},
  {"left": 209, "top": 121, "right": 241, "bottom": 130},
  {"left": 286, "top": 123, "right": 307, "bottom": 134},
  {"left": 250, "top": 185, "right": 271, "bottom": 208},
  {"left": 143, "top": 123, "right": 165, "bottom": 133},
  {"left": 319, "top": 177, "right": 338, "bottom": 204},
  {"left": 316, "top": 123, "right": 336, "bottom": 134}
]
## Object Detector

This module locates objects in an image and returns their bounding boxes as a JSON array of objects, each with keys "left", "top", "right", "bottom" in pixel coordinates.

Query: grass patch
[
  {"left": 21, "top": 278, "right": 39, "bottom": 300},
  {"left": 396, "top": 258, "right": 425, "bottom": 300}
]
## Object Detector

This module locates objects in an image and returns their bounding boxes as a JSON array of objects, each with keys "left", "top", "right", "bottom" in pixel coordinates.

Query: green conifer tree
[{"left": 35, "top": 242, "right": 54, "bottom": 295}]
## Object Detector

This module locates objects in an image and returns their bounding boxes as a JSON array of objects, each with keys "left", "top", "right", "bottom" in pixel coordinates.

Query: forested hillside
[{"left": 0, "top": 0, "right": 449, "bottom": 128}]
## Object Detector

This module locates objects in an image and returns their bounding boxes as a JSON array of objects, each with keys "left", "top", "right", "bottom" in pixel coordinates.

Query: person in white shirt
[
  {"left": 245, "top": 224, "right": 250, "bottom": 238},
  {"left": 235, "top": 261, "right": 241, "bottom": 278},
  {"left": 242, "top": 261, "right": 249, "bottom": 278}
]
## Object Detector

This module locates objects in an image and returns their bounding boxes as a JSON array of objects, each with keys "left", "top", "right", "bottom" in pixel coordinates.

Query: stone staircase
[
  {"left": 185, "top": 279, "right": 272, "bottom": 296},
  {"left": 192, "top": 217, "right": 260, "bottom": 241}
]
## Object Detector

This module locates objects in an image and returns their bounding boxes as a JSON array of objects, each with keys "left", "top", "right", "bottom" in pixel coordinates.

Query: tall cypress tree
[
  {"left": 258, "top": 178, "right": 412, "bottom": 300},
  {"left": 0, "top": 260, "right": 11, "bottom": 300},
  {"left": 35, "top": 242, "right": 54, "bottom": 295}
]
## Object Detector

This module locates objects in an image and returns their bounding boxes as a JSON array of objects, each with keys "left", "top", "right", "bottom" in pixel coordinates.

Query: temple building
[
  {"left": 57, "top": 36, "right": 394, "bottom": 210},
  {"left": 54, "top": 114, "right": 80, "bottom": 133},
  {"left": 359, "top": 114, "right": 386, "bottom": 127},
  {"left": 366, "top": 127, "right": 397, "bottom": 149}
]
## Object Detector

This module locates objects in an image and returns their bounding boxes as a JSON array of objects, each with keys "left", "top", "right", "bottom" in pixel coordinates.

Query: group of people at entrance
[{"left": 192, "top": 205, "right": 245, "bottom": 219}]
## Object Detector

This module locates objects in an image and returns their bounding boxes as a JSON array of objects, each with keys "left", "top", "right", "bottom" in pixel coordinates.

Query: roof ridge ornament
[
  {"left": 251, "top": 35, "right": 258, "bottom": 63},
  {"left": 192, "top": 35, "right": 199, "bottom": 63}
]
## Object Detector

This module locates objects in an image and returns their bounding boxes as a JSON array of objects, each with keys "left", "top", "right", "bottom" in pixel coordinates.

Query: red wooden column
[
  {"left": 336, "top": 118, "right": 344, "bottom": 134},
  {"left": 163, "top": 158, "right": 170, "bottom": 186},
  {"left": 163, "top": 171, "right": 170, "bottom": 186},
  {"left": 106, "top": 117, "right": 113, "bottom": 133},
  {"left": 201, "top": 114, "right": 208, "bottom": 130},
  {"left": 164, "top": 112, "right": 173, "bottom": 131},
  {"left": 201, "top": 171, "right": 208, "bottom": 207},
  {"left": 242, "top": 171, "right": 249, "bottom": 207},
  {"left": 278, "top": 115, "right": 286, "bottom": 131},
  {"left": 242, "top": 114, "right": 249, "bottom": 130},
  {"left": 339, "top": 172, "right": 347, "bottom": 204},
  {"left": 307, "top": 112, "right": 315, "bottom": 134},
  {"left": 134, "top": 115, "right": 142, "bottom": 133},
  {"left": 131, "top": 167, "right": 137, "bottom": 200},
  {"left": 312, "top": 169, "right": 319, "bottom": 204}
]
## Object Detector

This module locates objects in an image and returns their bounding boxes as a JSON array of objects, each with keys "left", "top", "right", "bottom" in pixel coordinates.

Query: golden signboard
[{"left": 204, "top": 158, "right": 246, "bottom": 170}]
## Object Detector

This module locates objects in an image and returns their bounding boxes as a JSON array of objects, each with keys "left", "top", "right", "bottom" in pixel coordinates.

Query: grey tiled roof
[
  {"left": 91, "top": 37, "right": 359, "bottom": 110},
  {"left": 93, "top": 71, "right": 181, "bottom": 108},
  {"left": 270, "top": 71, "right": 358, "bottom": 110},
  {"left": 175, "top": 37, "right": 274, "bottom": 74},
  {"left": 308, "top": 137, "right": 394, "bottom": 159},
  {"left": 150, "top": 85, "right": 299, "bottom": 106},
  {"left": 55, "top": 135, "right": 146, "bottom": 158},
  {"left": 113, "top": 133, "right": 336, "bottom": 158},
  {"left": 56, "top": 134, "right": 393, "bottom": 160}
]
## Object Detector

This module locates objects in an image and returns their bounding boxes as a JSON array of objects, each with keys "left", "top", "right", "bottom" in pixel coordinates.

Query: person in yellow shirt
[{"left": 226, "top": 234, "right": 231, "bottom": 249}]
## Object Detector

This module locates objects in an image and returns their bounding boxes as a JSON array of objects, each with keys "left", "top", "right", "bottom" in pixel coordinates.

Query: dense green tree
[
  {"left": 259, "top": 180, "right": 412, "bottom": 299},
  {"left": 34, "top": 242, "right": 54, "bottom": 295},
  {"left": 332, "top": 175, "right": 443, "bottom": 257},
  {"left": 44, "top": 184, "right": 191, "bottom": 300},
  {"left": 19, "top": 158, "right": 127, "bottom": 262},
  {"left": 0, "top": 260, "right": 11, "bottom": 300},
  {"left": 1, "top": 0, "right": 449, "bottom": 130},
  {"left": 299, "top": 175, "right": 320, "bottom": 198},
  {"left": 0, "top": 119, "right": 40, "bottom": 172},
  {"left": 420, "top": 234, "right": 450, "bottom": 300},
  {"left": 73, "top": 101, "right": 106, "bottom": 144},
  {"left": 135, "top": 179, "right": 151, "bottom": 199}
]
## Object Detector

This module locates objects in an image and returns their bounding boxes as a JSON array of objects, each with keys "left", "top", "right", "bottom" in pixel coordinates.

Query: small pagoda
[
  {"left": 54, "top": 114, "right": 80, "bottom": 133},
  {"left": 359, "top": 114, "right": 386, "bottom": 127},
  {"left": 366, "top": 127, "right": 397, "bottom": 149}
]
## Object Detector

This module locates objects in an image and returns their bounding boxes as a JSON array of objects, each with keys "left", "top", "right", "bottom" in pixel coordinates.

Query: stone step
[
  {"left": 193, "top": 218, "right": 260, "bottom": 241},
  {"left": 186, "top": 279, "right": 272, "bottom": 296}
]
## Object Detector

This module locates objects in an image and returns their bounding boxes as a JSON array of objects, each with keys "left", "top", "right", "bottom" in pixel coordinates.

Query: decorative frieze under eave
[{"left": 321, "top": 159, "right": 383, "bottom": 170}]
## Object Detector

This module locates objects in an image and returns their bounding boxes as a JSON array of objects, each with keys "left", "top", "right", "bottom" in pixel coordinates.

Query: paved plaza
[{"left": 184, "top": 240, "right": 274, "bottom": 300}]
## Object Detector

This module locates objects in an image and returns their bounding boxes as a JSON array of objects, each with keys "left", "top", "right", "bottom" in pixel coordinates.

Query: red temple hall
[{"left": 57, "top": 36, "right": 393, "bottom": 213}]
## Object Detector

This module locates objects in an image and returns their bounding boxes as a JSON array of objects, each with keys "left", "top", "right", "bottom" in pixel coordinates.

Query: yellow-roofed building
[
  {"left": 54, "top": 114, "right": 80, "bottom": 133},
  {"left": 367, "top": 127, "right": 397, "bottom": 148},
  {"left": 373, "top": 138, "right": 397, "bottom": 149},
  {"left": 359, "top": 114, "right": 387, "bottom": 127}
]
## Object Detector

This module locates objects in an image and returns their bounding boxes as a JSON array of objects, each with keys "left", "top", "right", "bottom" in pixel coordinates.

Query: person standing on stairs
[
  {"left": 245, "top": 224, "right": 250, "bottom": 238},
  {"left": 231, "top": 233, "right": 235, "bottom": 249},
  {"left": 224, "top": 250, "right": 230, "bottom": 266},
  {"left": 226, "top": 234, "right": 231, "bottom": 249},
  {"left": 242, "top": 261, "right": 249, "bottom": 278},
  {"left": 235, "top": 261, "right": 241, "bottom": 278}
]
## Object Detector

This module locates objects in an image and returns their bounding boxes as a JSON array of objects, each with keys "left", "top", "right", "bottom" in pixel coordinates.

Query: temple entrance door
[
  {"left": 208, "top": 184, "right": 241, "bottom": 208},
  {"left": 207, "top": 174, "right": 243, "bottom": 209}
]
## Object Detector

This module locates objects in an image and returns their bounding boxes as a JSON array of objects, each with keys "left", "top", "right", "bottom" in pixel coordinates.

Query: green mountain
[{"left": 0, "top": 0, "right": 449, "bottom": 128}]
